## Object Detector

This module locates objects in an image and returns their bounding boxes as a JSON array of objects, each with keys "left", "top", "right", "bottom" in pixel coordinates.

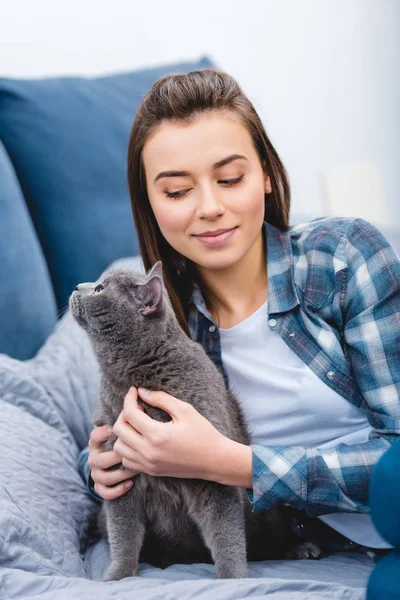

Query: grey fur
[{"left": 69, "top": 261, "right": 321, "bottom": 580}]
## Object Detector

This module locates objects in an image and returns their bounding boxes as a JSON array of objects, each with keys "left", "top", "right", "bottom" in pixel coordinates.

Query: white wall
[{"left": 1, "top": 0, "right": 399, "bottom": 225}]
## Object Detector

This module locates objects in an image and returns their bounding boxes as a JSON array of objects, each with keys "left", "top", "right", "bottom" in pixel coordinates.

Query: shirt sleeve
[
  {"left": 247, "top": 218, "right": 400, "bottom": 517},
  {"left": 77, "top": 445, "right": 104, "bottom": 502}
]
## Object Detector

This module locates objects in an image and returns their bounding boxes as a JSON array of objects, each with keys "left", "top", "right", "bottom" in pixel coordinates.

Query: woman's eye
[
  {"left": 166, "top": 190, "right": 187, "bottom": 199},
  {"left": 219, "top": 175, "right": 244, "bottom": 186},
  {"left": 165, "top": 175, "right": 244, "bottom": 199},
  {"left": 93, "top": 284, "right": 104, "bottom": 295}
]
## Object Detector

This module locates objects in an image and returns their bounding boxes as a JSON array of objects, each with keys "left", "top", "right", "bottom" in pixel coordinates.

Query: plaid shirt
[
  {"left": 188, "top": 217, "right": 400, "bottom": 517},
  {"left": 79, "top": 216, "right": 400, "bottom": 515}
]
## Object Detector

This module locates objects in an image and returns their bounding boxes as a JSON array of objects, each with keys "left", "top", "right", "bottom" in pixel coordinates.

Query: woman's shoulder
[
  {"left": 289, "top": 215, "right": 395, "bottom": 264},
  {"left": 290, "top": 215, "right": 361, "bottom": 244},
  {"left": 287, "top": 216, "right": 400, "bottom": 310}
]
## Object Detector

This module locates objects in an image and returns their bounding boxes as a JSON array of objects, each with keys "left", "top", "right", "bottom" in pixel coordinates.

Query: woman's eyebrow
[{"left": 153, "top": 154, "right": 248, "bottom": 183}]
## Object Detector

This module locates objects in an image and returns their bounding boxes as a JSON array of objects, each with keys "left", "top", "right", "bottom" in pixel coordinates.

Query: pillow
[
  {"left": 0, "top": 325, "right": 97, "bottom": 577},
  {"left": 0, "top": 55, "right": 216, "bottom": 312},
  {"left": 0, "top": 141, "right": 57, "bottom": 360}
]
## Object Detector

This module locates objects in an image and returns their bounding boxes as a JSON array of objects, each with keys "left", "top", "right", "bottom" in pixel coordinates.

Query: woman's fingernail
[
  {"left": 107, "top": 426, "right": 113, "bottom": 435},
  {"left": 138, "top": 387, "right": 149, "bottom": 396},
  {"left": 124, "top": 480, "right": 133, "bottom": 489}
]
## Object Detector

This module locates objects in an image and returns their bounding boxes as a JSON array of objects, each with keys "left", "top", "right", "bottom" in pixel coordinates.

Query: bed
[{"left": 0, "top": 258, "right": 374, "bottom": 600}]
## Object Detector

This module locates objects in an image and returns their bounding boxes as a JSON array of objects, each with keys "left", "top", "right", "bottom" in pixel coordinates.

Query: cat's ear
[
  {"left": 146, "top": 260, "right": 163, "bottom": 281},
  {"left": 138, "top": 276, "right": 163, "bottom": 317}
]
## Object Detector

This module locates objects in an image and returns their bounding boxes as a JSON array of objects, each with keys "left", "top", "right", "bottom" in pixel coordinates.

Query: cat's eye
[{"left": 93, "top": 284, "right": 104, "bottom": 295}]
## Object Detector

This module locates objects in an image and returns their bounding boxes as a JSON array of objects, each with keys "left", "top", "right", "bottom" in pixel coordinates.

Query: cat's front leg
[
  {"left": 184, "top": 482, "right": 248, "bottom": 579},
  {"left": 102, "top": 483, "right": 146, "bottom": 581}
]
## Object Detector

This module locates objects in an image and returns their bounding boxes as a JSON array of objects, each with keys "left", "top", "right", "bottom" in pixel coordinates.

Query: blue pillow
[
  {"left": 0, "top": 141, "right": 57, "bottom": 359},
  {"left": 0, "top": 55, "right": 216, "bottom": 310}
]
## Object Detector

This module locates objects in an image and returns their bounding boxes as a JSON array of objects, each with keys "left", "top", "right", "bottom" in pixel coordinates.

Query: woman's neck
[{"left": 198, "top": 229, "right": 268, "bottom": 326}]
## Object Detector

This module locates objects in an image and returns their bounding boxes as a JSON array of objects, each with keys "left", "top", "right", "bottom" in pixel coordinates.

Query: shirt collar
[
  {"left": 191, "top": 220, "right": 300, "bottom": 319},
  {"left": 264, "top": 220, "right": 300, "bottom": 314}
]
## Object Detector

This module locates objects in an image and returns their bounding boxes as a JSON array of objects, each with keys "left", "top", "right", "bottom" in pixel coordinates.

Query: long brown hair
[{"left": 127, "top": 68, "right": 290, "bottom": 336}]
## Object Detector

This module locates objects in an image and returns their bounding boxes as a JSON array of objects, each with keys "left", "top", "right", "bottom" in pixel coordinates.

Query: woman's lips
[{"left": 195, "top": 227, "right": 238, "bottom": 247}]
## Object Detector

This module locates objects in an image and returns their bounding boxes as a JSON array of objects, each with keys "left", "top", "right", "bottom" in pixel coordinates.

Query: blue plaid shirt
[
  {"left": 79, "top": 216, "right": 400, "bottom": 517},
  {"left": 188, "top": 217, "right": 400, "bottom": 517}
]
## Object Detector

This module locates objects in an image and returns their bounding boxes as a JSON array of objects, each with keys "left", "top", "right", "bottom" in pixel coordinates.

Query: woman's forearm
[{"left": 208, "top": 436, "right": 253, "bottom": 489}]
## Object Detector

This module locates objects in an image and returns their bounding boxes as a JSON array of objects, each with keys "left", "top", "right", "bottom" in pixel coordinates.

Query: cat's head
[{"left": 69, "top": 261, "right": 175, "bottom": 346}]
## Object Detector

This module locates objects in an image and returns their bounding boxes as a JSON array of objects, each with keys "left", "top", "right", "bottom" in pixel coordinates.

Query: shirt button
[
  {"left": 209, "top": 325, "right": 216, "bottom": 333},
  {"left": 269, "top": 319, "right": 277, "bottom": 328},
  {"left": 327, "top": 371, "right": 335, "bottom": 380}
]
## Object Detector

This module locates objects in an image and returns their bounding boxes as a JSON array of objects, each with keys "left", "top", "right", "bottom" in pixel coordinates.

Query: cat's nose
[{"left": 74, "top": 282, "right": 92, "bottom": 292}]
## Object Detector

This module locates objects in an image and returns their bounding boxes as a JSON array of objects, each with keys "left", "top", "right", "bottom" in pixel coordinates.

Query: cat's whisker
[{"left": 56, "top": 304, "right": 70, "bottom": 319}]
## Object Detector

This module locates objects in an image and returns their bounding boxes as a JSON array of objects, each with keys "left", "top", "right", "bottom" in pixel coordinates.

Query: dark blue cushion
[
  {"left": 0, "top": 141, "right": 57, "bottom": 359},
  {"left": 367, "top": 441, "right": 400, "bottom": 600},
  {"left": 0, "top": 55, "right": 215, "bottom": 310},
  {"left": 367, "top": 550, "right": 400, "bottom": 600},
  {"left": 369, "top": 440, "right": 400, "bottom": 548}
]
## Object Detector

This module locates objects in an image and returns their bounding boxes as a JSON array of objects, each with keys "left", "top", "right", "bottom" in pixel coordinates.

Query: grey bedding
[{"left": 0, "top": 257, "right": 373, "bottom": 599}]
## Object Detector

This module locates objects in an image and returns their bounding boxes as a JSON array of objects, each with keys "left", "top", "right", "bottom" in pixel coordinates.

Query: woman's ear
[{"left": 261, "top": 160, "right": 272, "bottom": 194}]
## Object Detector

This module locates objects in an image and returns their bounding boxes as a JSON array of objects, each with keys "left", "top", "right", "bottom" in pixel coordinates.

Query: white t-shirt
[{"left": 219, "top": 298, "right": 392, "bottom": 549}]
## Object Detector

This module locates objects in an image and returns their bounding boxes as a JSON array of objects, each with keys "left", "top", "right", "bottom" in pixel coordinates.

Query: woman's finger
[
  {"left": 91, "top": 466, "right": 137, "bottom": 487},
  {"left": 94, "top": 479, "right": 134, "bottom": 501},
  {"left": 120, "top": 388, "right": 162, "bottom": 437},
  {"left": 121, "top": 457, "right": 144, "bottom": 472},
  {"left": 113, "top": 435, "right": 146, "bottom": 462},
  {"left": 90, "top": 449, "right": 125, "bottom": 470},
  {"left": 88, "top": 424, "right": 112, "bottom": 449},
  {"left": 113, "top": 412, "right": 152, "bottom": 451},
  {"left": 137, "top": 388, "right": 187, "bottom": 420}
]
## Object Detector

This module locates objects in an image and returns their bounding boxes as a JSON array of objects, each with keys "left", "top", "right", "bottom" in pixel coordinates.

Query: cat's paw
[
  {"left": 103, "top": 561, "right": 138, "bottom": 581},
  {"left": 217, "top": 565, "right": 248, "bottom": 579},
  {"left": 285, "top": 541, "right": 322, "bottom": 560}
]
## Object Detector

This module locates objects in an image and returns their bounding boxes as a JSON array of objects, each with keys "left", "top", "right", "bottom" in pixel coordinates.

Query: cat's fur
[{"left": 69, "top": 261, "right": 321, "bottom": 580}]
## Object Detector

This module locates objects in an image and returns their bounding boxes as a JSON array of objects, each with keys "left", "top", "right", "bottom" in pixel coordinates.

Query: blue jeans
[
  {"left": 367, "top": 440, "right": 400, "bottom": 600},
  {"left": 284, "top": 507, "right": 389, "bottom": 555}
]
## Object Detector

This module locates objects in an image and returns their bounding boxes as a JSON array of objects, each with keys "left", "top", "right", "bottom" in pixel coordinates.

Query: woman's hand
[
  {"left": 88, "top": 425, "right": 139, "bottom": 500},
  {"left": 112, "top": 386, "right": 229, "bottom": 481}
]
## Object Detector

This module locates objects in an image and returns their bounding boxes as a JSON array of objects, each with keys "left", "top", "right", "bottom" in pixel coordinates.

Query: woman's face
[{"left": 142, "top": 111, "right": 271, "bottom": 273}]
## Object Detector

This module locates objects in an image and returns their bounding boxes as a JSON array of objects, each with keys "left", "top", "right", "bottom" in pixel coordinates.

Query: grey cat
[{"left": 69, "top": 261, "right": 321, "bottom": 580}]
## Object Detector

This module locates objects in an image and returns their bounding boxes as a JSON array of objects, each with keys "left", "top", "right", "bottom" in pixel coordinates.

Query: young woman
[{"left": 78, "top": 68, "right": 400, "bottom": 554}]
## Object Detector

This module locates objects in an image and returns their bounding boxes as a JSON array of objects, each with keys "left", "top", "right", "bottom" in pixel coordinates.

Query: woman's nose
[{"left": 197, "top": 190, "right": 225, "bottom": 218}]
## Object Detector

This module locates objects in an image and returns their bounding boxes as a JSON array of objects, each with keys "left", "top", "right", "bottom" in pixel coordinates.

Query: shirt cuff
[
  {"left": 246, "top": 444, "right": 308, "bottom": 512},
  {"left": 77, "top": 445, "right": 103, "bottom": 502}
]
